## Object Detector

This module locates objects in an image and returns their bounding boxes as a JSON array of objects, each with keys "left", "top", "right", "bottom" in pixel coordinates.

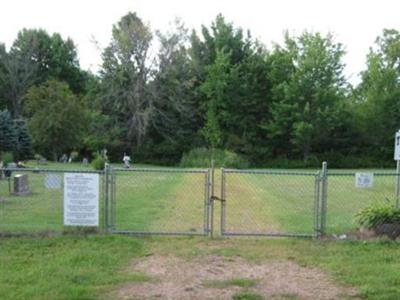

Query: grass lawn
[{"left": 0, "top": 236, "right": 399, "bottom": 299}]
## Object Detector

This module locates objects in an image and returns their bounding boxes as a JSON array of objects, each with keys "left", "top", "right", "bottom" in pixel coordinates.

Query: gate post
[
  {"left": 320, "top": 161, "right": 328, "bottom": 237},
  {"left": 221, "top": 168, "right": 226, "bottom": 236},
  {"left": 314, "top": 171, "right": 321, "bottom": 238},
  {"left": 104, "top": 163, "right": 110, "bottom": 232},
  {"left": 210, "top": 159, "right": 215, "bottom": 237}
]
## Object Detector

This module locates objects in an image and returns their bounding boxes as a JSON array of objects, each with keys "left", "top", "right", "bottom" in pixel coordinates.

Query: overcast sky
[{"left": 1, "top": 0, "right": 399, "bottom": 85}]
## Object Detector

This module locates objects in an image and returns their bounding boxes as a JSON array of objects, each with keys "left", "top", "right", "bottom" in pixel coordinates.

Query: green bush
[
  {"left": 356, "top": 201, "right": 400, "bottom": 229},
  {"left": 1, "top": 152, "right": 14, "bottom": 165},
  {"left": 91, "top": 155, "right": 105, "bottom": 170},
  {"left": 180, "top": 148, "right": 249, "bottom": 168}
]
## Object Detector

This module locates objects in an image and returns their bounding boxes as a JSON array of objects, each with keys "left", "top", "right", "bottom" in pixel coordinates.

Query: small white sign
[
  {"left": 64, "top": 173, "right": 99, "bottom": 226},
  {"left": 395, "top": 130, "right": 400, "bottom": 160},
  {"left": 44, "top": 174, "right": 61, "bottom": 189},
  {"left": 355, "top": 173, "right": 374, "bottom": 188}
]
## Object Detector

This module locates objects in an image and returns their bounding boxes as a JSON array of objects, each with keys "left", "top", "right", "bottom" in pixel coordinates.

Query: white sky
[{"left": 1, "top": 0, "right": 399, "bottom": 85}]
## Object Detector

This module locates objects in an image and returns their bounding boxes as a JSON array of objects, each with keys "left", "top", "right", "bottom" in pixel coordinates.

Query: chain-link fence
[
  {"left": 107, "top": 168, "right": 211, "bottom": 236},
  {"left": 0, "top": 168, "right": 104, "bottom": 235},
  {"left": 2, "top": 164, "right": 399, "bottom": 238},
  {"left": 220, "top": 169, "right": 318, "bottom": 237},
  {"left": 324, "top": 171, "right": 399, "bottom": 236}
]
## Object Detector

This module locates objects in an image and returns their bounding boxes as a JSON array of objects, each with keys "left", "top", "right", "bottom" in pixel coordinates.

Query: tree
[
  {"left": 100, "top": 12, "right": 153, "bottom": 153},
  {"left": 147, "top": 20, "right": 202, "bottom": 162},
  {"left": 356, "top": 29, "right": 400, "bottom": 159},
  {"left": 13, "top": 119, "right": 33, "bottom": 161},
  {"left": 0, "top": 29, "right": 86, "bottom": 118},
  {"left": 24, "top": 80, "right": 87, "bottom": 160},
  {"left": 0, "top": 110, "right": 17, "bottom": 159},
  {"left": 266, "top": 32, "right": 347, "bottom": 161}
]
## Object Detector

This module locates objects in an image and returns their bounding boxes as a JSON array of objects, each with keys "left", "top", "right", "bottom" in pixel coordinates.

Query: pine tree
[
  {"left": 0, "top": 110, "right": 17, "bottom": 159},
  {"left": 14, "top": 119, "right": 33, "bottom": 160}
]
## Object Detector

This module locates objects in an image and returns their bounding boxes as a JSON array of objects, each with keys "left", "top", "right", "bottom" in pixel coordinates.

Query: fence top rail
[
  {"left": 222, "top": 168, "right": 318, "bottom": 176},
  {"left": 111, "top": 167, "right": 209, "bottom": 174},
  {"left": 328, "top": 171, "right": 400, "bottom": 176},
  {"left": 0, "top": 167, "right": 104, "bottom": 174}
]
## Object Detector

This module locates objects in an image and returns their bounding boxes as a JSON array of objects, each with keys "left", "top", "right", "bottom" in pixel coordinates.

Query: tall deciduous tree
[
  {"left": 24, "top": 80, "right": 87, "bottom": 160},
  {"left": 100, "top": 12, "right": 153, "bottom": 153},
  {"left": 357, "top": 29, "right": 400, "bottom": 159},
  {"left": 266, "top": 32, "right": 347, "bottom": 161},
  {"left": 0, "top": 29, "right": 85, "bottom": 118}
]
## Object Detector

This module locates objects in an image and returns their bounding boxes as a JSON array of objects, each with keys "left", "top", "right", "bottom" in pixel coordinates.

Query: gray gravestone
[{"left": 13, "top": 174, "right": 31, "bottom": 195}]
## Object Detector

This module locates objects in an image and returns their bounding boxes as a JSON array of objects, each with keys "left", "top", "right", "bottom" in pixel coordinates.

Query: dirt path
[{"left": 116, "top": 254, "right": 357, "bottom": 300}]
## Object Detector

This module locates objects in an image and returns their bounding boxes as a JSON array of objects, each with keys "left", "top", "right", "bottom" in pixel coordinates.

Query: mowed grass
[
  {"left": 0, "top": 235, "right": 146, "bottom": 300},
  {"left": 1, "top": 236, "right": 399, "bottom": 300},
  {"left": 113, "top": 170, "right": 207, "bottom": 234}
]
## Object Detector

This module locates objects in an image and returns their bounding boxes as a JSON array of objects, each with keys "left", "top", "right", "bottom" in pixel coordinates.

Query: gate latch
[{"left": 210, "top": 196, "right": 225, "bottom": 202}]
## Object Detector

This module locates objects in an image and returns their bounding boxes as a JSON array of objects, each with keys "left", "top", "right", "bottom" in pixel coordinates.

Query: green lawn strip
[
  {"left": 150, "top": 172, "right": 206, "bottom": 234},
  {"left": 0, "top": 235, "right": 146, "bottom": 300},
  {"left": 113, "top": 171, "right": 184, "bottom": 232},
  {"left": 224, "top": 173, "right": 314, "bottom": 234}
]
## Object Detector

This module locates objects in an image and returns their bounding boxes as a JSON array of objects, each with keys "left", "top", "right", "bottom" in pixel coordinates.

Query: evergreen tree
[
  {"left": 13, "top": 119, "right": 33, "bottom": 160},
  {"left": 0, "top": 110, "right": 17, "bottom": 156}
]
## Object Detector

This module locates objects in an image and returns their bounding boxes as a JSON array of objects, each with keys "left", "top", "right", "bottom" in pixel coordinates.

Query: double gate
[{"left": 104, "top": 166, "right": 322, "bottom": 238}]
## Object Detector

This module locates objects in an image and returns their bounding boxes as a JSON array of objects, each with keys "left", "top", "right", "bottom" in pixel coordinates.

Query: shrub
[
  {"left": 356, "top": 201, "right": 400, "bottom": 229},
  {"left": 180, "top": 148, "right": 249, "bottom": 168},
  {"left": 1, "top": 152, "right": 14, "bottom": 165},
  {"left": 91, "top": 155, "right": 105, "bottom": 170}
]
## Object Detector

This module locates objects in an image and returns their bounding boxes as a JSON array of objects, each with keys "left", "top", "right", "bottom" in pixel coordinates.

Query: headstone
[
  {"left": 13, "top": 174, "right": 31, "bottom": 195},
  {"left": 82, "top": 158, "right": 88, "bottom": 166},
  {"left": 38, "top": 158, "right": 48, "bottom": 165},
  {"left": 44, "top": 174, "right": 61, "bottom": 189}
]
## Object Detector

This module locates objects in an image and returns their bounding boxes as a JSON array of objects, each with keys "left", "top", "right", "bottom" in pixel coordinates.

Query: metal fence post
[
  {"left": 210, "top": 159, "right": 215, "bottom": 238},
  {"left": 396, "top": 160, "right": 400, "bottom": 208},
  {"left": 221, "top": 168, "right": 226, "bottom": 236},
  {"left": 314, "top": 171, "right": 321, "bottom": 238},
  {"left": 320, "top": 161, "right": 328, "bottom": 236},
  {"left": 104, "top": 163, "right": 110, "bottom": 232}
]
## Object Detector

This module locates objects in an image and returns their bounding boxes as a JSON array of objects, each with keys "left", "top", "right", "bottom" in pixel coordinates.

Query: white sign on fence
[
  {"left": 395, "top": 130, "right": 400, "bottom": 160},
  {"left": 355, "top": 172, "right": 374, "bottom": 188},
  {"left": 44, "top": 174, "right": 61, "bottom": 189},
  {"left": 64, "top": 173, "right": 99, "bottom": 226}
]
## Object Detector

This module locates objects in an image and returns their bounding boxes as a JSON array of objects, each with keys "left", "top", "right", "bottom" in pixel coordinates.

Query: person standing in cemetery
[{"left": 122, "top": 153, "right": 131, "bottom": 168}]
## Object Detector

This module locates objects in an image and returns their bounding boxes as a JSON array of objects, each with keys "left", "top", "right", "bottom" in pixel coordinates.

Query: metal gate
[
  {"left": 105, "top": 167, "right": 211, "bottom": 236},
  {"left": 220, "top": 168, "right": 321, "bottom": 238}
]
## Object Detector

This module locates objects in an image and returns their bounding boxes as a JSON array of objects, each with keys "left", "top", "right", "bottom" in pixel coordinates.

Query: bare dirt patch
[{"left": 116, "top": 255, "right": 357, "bottom": 300}]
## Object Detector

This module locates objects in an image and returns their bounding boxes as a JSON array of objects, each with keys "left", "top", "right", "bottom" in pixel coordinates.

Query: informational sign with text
[
  {"left": 395, "top": 130, "right": 400, "bottom": 160},
  {"left": 64, "top": 173, "right": 99, "bottom": 226}
]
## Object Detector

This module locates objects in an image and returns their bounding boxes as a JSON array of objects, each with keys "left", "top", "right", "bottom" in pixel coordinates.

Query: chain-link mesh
[
  {"left": 0, "top": 168, "right": 104, "bottom": 235},
  {"left": 110, "top": 168, "right": 210, "bottom": 235},
  {"left": 325, "top": 171, "right": 399, "bottom": 235},
  {"left": 221, "top": 169, "right": 317, "bottom": 237}
]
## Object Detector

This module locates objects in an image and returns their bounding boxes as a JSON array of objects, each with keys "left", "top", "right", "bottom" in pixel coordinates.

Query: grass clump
[{"left": 232, "top": 291, "right": 264, "bottom": 300}]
